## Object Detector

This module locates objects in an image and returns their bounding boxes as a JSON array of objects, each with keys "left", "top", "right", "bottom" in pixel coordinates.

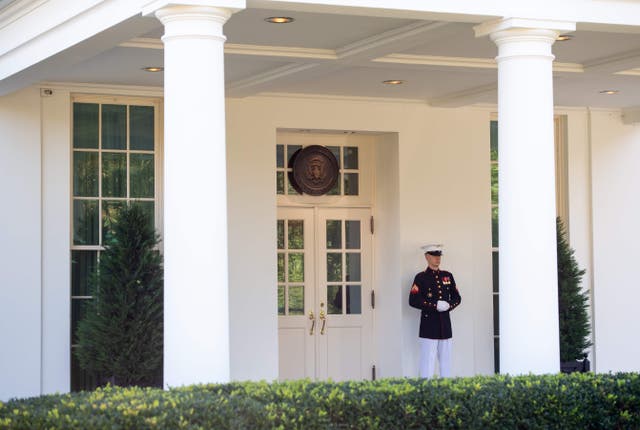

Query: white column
[
  {"left": 144, "top": 0, "right": 244, "bottom": 388},
  {"left": 476, "top": 19, "right": 575, "bottom": 374}
]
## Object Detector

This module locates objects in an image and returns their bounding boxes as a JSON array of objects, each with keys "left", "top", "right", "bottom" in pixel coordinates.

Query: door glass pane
[
  {"left": 327, "top": 177, "right": 340, "bottom": 195},
  {"left": 288, "top": 220, "right": 304, "bottom": 249},
  {"left": 326, "top": 220, "right": 342, "bottom": 249},
  {"left": 102, "top": 152, "right": 127, "bottom": 197},
  {"left": 73, "top": 152, "right": 98, "bottom": 197},
  {"left": 102, "top": 104, "right": 126, "bottom": 150},
  {"left": 346, "top": 285, "right": 362, "bottom": 314},
  {"left": 278, "top": 285, "right": 285, "bottom": 315},
  {"left": 277, "top": 220, "right": 284, "bottom": 249},
  {"left": 276, "top": 172, "right": 284, "bottom": 194},
  {"left": 288, "top": 286, "right": 304, "bottom": 315},
  {"left": 71, "top": 250, "right": 97, "bottom": 296},
  {"left": 130, "top": 154, "right": 154, "bottom": 198},
  {"left": 490, "top": 120, "right": 499, "bottom": 162},
  {"left": 287, "top": 173, "right": 299, "bottom": 195},
  {"left": 277, "top": 253, "right": 285, "bottom": 282},
  {"left": 73, "top": 103, "right": 99, "bottom": 149},
  {"left": 102, "top": 200, "right": 125, "bottom": 243},
  {"left": 73, "top": 200, "right": 98, "bottom": 245},
  {"left": 288, "top": 253, "right": 304, "bottom": 282},
  {"left": 344, "top": 146, "right": 358, "bottom": 169},
  {"left": 346, "top": 253, "right": 361, "bottom": 282},
  {"left": 327, "top": 285, "right": 342, "bottom": 314},
  {"left": 129, "top": 105, "right": 154, "bottom": 150},
  {"left": 344, "top": 173, "right": 359, "bottom": 196},
  {"left": 326, "top": 253, "right": 342, "bottom": 282},
  {"left": 276, "top": 145, "right": 284, "bottom": 168},
  {"left": 345, "top": 221, "right": 360, "bottom": 249}
]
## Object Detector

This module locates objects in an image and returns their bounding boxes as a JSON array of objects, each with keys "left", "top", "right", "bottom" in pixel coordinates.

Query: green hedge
[{"left": 1, "top": 373, "right": 639, "bottom": 429}]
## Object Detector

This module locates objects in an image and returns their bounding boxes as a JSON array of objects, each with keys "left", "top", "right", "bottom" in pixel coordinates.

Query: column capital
[
  {"left": 142, "top": 0, "right": 245, "bottom": 17},
  {"left": 474, "top": 18, "right": 575, "bottom": 39}
]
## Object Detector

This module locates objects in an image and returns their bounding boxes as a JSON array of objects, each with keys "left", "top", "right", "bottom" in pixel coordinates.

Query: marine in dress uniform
[{"left": 409, "top": 244, "right": 461, "bottom": 378}]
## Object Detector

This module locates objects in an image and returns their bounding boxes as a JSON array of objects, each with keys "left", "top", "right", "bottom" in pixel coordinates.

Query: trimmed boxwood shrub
[{"left": 1, "top": 373, "right": 639, "bottom": 429}]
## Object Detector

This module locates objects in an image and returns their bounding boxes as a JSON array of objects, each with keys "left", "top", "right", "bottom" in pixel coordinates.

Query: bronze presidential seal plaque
[{"left": 289, "top": 145, "right": 339, "bottom": 196}]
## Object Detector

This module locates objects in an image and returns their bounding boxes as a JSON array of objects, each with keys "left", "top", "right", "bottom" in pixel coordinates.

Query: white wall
[
  {"left": 0, "top": 87, "right": 42, "bottom": 401},
  {"left": 226, "top": 96, "right": 495, "bottom": 379},
  {"left": 590, "top": 110, "right": 640, "bottom": 372}
]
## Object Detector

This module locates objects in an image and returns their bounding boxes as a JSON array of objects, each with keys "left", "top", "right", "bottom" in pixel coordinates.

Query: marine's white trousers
[{"left": 419, "top": 338, "right": 452, "bottom": 378}]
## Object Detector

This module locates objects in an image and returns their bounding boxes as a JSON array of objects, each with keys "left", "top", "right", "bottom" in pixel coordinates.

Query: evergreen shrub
[{"left": 1, "top": 373, "right": 639, "bottom": 429}]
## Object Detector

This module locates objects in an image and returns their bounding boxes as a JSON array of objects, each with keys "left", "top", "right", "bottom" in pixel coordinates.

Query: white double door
[{"left": 277, "top": 207, "right": 373, "bottom": 381}]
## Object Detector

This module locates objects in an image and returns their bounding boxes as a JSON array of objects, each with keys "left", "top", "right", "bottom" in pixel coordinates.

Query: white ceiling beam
[
  {"left": 226, "top": 20, "right": 456, "bottom": 97},
  {"left": 583, "top": 48, "right": 640, "bottom": 74},
  {"left": 428, "top": 82, "right": 496, "bottom": 107}
]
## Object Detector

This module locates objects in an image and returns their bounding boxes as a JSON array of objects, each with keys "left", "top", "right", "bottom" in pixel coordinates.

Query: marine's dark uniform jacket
[{"left": 409, "top": 268, "right": 461, "bottom": 339}]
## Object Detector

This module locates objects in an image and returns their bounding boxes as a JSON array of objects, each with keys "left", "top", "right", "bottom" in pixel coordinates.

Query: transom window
[
  {"left": 70, "top": 98, "right": 160, "bottom": 391},
  {"left": 276, "top": 144, "right": 360, "bottom": 196}
]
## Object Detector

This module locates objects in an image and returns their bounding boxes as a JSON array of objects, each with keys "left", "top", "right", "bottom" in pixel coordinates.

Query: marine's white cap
[{"left": 421, "top": 244, "right": 444, "bottom": 255}]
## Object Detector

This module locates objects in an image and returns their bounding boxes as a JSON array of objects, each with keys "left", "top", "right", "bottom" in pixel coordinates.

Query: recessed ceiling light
[
  {"left": 382, "top": 80, "right": 405, "bottom": 85},
  {"left": 556, "top": 34, "right": 573, "bottom": 42},
  {"left": 599, "top": 89, "right": 619, "bottom": 95},
  {"left": 142, "top": 66, "right": 164, "bottom": 72},
  {"left": 265, "top": 16, "right": 294, "bottom": 24}
]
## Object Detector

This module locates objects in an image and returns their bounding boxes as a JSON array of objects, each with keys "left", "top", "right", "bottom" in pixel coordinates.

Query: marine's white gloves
[{"left": 436, "top": 300, "right": 450, "bottom": 312}]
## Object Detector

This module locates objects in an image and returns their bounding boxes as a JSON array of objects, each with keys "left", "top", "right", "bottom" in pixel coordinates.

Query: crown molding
[
  {"left": 248, "top": 91, "right": 427, "bottom": 105},
  {"left": 39, "top": 81, "right": 163, "bottom": 97}
]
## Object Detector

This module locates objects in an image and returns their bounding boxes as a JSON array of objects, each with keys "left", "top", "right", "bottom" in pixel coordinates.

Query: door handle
[
  {"left": 309, "top": 310, "right": 315, "bottom": 335},
  {"left": 319, "top": 309, "right": 326, "bottom": 335}
]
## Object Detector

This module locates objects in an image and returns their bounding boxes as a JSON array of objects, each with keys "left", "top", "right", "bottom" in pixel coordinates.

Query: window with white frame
[{"left": 70, "top": 97, "right": 160, "bottom": 391}]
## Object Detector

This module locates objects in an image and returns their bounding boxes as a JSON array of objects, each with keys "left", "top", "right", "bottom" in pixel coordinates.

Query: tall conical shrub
[
  {"left": 75, "top": 204, "right": 163, "bottom": 387},
  {"left": 557, "top": 217, "right": 591, "bottom": 362}
]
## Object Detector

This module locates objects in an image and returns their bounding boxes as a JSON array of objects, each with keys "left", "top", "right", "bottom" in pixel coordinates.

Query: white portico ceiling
[{"left": 38, "top": 6, "right": 640, "bottom": 108}]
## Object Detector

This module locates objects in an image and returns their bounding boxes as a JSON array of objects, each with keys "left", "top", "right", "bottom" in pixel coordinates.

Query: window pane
[
  {"left": 326, "top": 220, "right": 342, "bottom": 249},
  {"left": 130, "top": 153, "right": 155, "bottom": 198},
  {"left": 328, "top": 146, "right": 340, "bottom": 167},
  {"left": 491, "top": 164, "right": 498, "bottom": 205},
  {"left": 73, "top": 152, "right": 98, "bottom": 197},
  {"left": 277, "top": 253, "right": 285, "bottom": 282},
  {"left": 137, "top": 201, "right": 155, "bottom": 233},
  {"left": 71, "top": 250, "right": 97, "bottom": 296},
  {"left": 346, "top": 285, "right": 361, "bottom": 314},
  {"left": 73, "top": 103, "right": 98, "bottom": 149},
  {"left": 71, "top": 348, "right": 99, "bottom": 392},
  {"left": 288, "top": 220, "right": 304, "bottom": 249},
  {"left": 490, "top": 120, "right": 498, "bottom": 162},
  {"left": 494, "top": 337, "right": 500, "bottom": 374},
  {"left": 344, "top": 146, "right": 358, "bottom": 169},
  {"left": 101, "top": 104, "right": 126, "bottom": 150},
  {"left": 288, "top": 286, "right": 304, "bottom": 315},
  {"left": 287, "top": 172, "right": 299, "bottom": 195},
  {"left": 492, "top": 207, "right": 499, "bottom": 248},
  {"left": 276, "top": 172, "right": 285, "bottom": 194},
  {"left": 129, "top": 105, "right": 154, "bottom": 150},
  {"left": 346, "top": 253, "right": 361, "bottom": 282},
  {"left": 73, "top": 200, "right": 98, "bottom": 245},
  {"left": 493, "top": 294, "right": 500, "bottom": 336},
  {"left": 278, "top": 285, "right": 285, "bottom": 315},
  {"left": 277, "top": 220, "right": 284, "bottom": 249},
  {"left": 287, "top": 145, "right": 302, "bottom": 165},
  {"left": 102, "top": 152, "right": 127, "bottom": 197},
  {"left": 345, "top": 221, "right": 360, "bottom": 249},
  {"left": 492, "top": 251, "right": 499, "bottom": 293},
  {"left": 328, "top": 285, "right": 342, "bottom": 314},
  {"left": 71, "top": 298, "right": 90, "bottom": 344},
  {"left": 326, "top": 253, "right": 342, "bottom": 282},
  {"left": 288, "top": 253, "right": 304, "bottom": 282},
  {"left": 276, "top": 145, "right": 284, "bottom": 168},
  {"left": 344, "top": 173, "right": 359, "bottom": 196},
  {"left": 327, "top": 176, "right": 340, "bottom": 195},
  {"left": 102, "top": 200, "right": 125, "bottom": 244}
]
